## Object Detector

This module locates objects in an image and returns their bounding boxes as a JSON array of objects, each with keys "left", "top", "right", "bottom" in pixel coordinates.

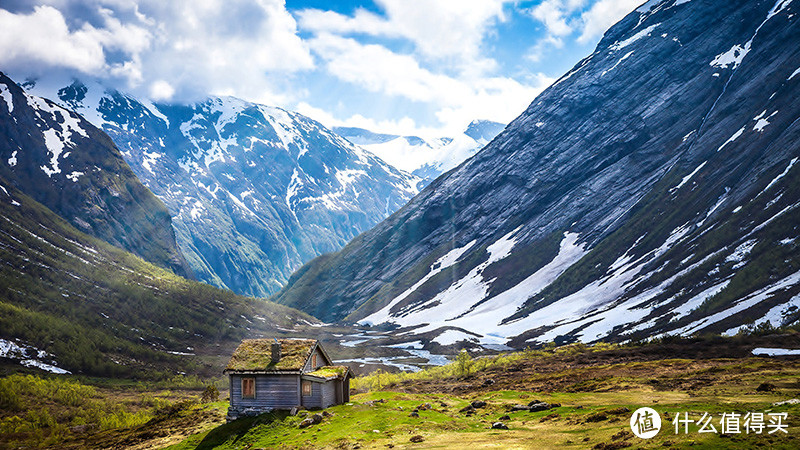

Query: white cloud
[
  {"left": 309, "top": 34, "right": 472, "bottom": 105},
  {"left": 296, "top": 102, "right": 424, "bottom": 137},
  {"left": 149, "top": 79, "right": 174, "bottom": 100},
  {"left": 530, "top": 0, "right": 586, "bottom": 37},
  {"left": 303, "top": 33, "right": 553, "bottom": 136},
  {"left": 577, "top": 0, "right": 643, "bottom": 43},
  {"left": 0, "top": 0, "right": 313, "bottom": 103},
  {"left": 298, "top": 0, "right": 509, "bottom": 74},
  {"left": 0, "top": 5, "right": 149, "bottom": 76}
]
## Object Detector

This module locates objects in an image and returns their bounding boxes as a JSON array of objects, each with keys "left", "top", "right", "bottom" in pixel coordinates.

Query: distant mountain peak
[
  {"left": 22, "top": 77, "right": 421, "bottom": 297},
  {"left": 335, "top": 120, "right": 506, "bottom": 189}
]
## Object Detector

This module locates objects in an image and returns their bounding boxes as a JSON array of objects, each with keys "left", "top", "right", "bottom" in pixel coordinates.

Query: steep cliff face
[
  {"left": 25, "top": 81, "right": 419, "bottom": 297},
  {"left": 273, "top": 0, "right": 800, "bottom": 347},
  {"left": 0, "top": 73, "right": 192, "bottom": 278}
]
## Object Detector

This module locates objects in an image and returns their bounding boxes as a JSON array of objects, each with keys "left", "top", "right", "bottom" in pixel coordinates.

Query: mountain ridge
[
  {"left": 0, "top": 72, "right": 192, "bottom": 278},
  {"left": 21, "top": 79, "right": 421, "bottom": 297},
  {"left": 273, "top": 0, "right": 800, "bottom": 348}
]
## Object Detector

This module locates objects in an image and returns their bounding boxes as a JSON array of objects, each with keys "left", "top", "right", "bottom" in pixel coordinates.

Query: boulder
[{"left": 529, "top": 402, "right": 551, "bottom": 412}]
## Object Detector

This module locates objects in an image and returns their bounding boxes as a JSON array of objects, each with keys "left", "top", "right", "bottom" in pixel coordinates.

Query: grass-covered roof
[
  {"left": 305, "top": 366, "right": 350, "bottom": 380},
  {"left": 225, "top": 338, "right": 317, "bottom": 372}
]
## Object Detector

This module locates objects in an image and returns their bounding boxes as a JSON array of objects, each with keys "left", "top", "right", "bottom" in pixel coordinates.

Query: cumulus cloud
[
  {"left": 305, "top": 33, "right": 553, "bottom": 136},
  {"left": 0, "top": 0, "right": 313, "bottom": 103},
  {"left": 525, "top": 0, "right": 642, "bottom": 62},
  {"left": 298, "top": 0, "right": 508, "bottom": 75},
  {"left": 529, "top": 0, "right": 587, "bottom": 37},
  {"left": 0, "top": 5, "right": 150, "bottom": 77},
  {"left": 577, "top": 0, "right": 644, "bottom": 43}
]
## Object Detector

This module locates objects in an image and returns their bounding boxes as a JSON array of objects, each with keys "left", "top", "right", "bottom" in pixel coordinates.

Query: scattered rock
[
  {"left": 585, "top": 412, "right": 608, "bottom": 422},
  {"left": 483, "top": 379, "right": 495, "bottom": 386},
  {"left": 539, "top": 413, "right": 560, "bottom": 422},
  {"left": 440, "top": 401, "right": 448, "bottom": 407},
  {"left": 756, "top": 382, "right": 776, "bottom": 392},
  {"left": 529, "top": 402, "right": 551, "bottom": 412},
  {"left": 510, "top": 404, "right": 530, "bottom": 412},
  {"left": 409, "top": 411, "right": 419, "bottom": 418},
  {"left": 460, "top": 405, "right": 476, "bottom": 413},
  {"left": 410, "top": 435, "right": 424, "bottom": 443},
  {"left": 311, "top": 413, "right": 323, "bottom": 424},
  {"left": 298, "top": 418, "right": 315, "bottom": 429},
  {"left": 527, "top": 400, "right": 542, "bottom": 406},
  {"left": 491, "top": 422, "right": 509, "bottom": 430},
  {"left": 550, "top": 403, "right": 561, "bottom": 408},
  {"left": 773, "top": 398, "right": 800, "bottom": 406},
  {"left": 499, "top": 415, "right": 511, "bottom": 421},
  {"left": 593, "top": 442, "right": 632, "bottom": 450},
  {"left": 471, "top": 400, "right": 487, "bottom": 408},
  {"left": 322, "top": 411, "right": 333, "bottom": 417},
  {"left": 611, "top": 430, "right": 633, "bottom": 441}
]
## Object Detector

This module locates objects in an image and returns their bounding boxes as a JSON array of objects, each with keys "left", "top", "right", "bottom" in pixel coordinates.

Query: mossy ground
[
  {"left": 3, "top": 337, "right": 800, "bottom": 449},
  {"left": 167, "top": 339, "right": 800, "bottom": 449},
  {"left": 167, "top": 386, "right": 799, "bottom": 449}
]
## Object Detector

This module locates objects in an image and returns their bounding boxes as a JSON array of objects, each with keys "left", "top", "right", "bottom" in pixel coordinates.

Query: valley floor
[{"left": 2, "top": 334, "right": 800, "bottom": 449}]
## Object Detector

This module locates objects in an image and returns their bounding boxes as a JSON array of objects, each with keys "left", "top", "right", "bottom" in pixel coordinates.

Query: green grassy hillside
[{"left": 0, "top": 179, "right": 316, "bottom": 379}]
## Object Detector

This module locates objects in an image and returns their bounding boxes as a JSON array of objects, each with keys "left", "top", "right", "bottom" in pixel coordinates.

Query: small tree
[
  {"left": 456, "top": 349, "right": 472, "bottom": 378},
  {"left": 200, "top": 384, "right": 219, "bottom": 403}
]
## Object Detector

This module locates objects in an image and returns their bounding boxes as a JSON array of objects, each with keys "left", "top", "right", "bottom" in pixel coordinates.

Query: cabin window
[
  {"left": 242, "top": 377, "right": 256, "bottom": 399},
  {"left": 302, "top": 380, "right": 312, "bottom": 396},
  {"left": 312, "top": 354, "right": 317, "bottom": 368}
]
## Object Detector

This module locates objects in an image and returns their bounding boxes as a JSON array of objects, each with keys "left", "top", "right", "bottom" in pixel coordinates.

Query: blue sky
[{"left": 0, "top": 0, "right": 646, "bottom": 137}]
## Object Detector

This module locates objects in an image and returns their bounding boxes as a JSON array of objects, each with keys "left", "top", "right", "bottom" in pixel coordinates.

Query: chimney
[{"left": 271, "top": 339, "right": 281, "bottom": 363}]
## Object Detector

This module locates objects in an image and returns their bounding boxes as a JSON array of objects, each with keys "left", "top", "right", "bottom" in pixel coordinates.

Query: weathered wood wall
[
  {"left": 303, "top": 347, "right": 327, "bottom": 371},
  {"left": 230, "top": 374, "right": 300, "bottom": 410}
]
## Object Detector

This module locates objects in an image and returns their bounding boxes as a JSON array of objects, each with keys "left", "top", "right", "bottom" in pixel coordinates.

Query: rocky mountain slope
[
  {"left": 24, "top": 80, "right": 420, "bottom": 297},
  {"left": 0, "top": 73, "right": 191, "bottom": 277},
  {"left": 335, "top": 120, "right": 505, "bottom": 188},
  {"left": 273, "top": 0, "right": 800, "bottom": 348}
]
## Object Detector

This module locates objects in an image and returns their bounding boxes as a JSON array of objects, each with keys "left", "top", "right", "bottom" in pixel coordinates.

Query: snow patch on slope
[
  {"left": 718, "top": 127, "right": 745, "bottom": 151},
  {"left": 671, "top": 161, "right": 707, "bottom": 192},
  {"left": 610, "top": 24, "right": 660, "bottom": 51},
  {"left": 361, "top": 240, "right": 477, "bottom": 325},
  {"left": 0, "top": 82, "right": 13, "bottom": 113},
  {"left": 710, "top": 42, "right": 751, "bottom": 70},
  {"left": 764, "top": 158, "right": 798, "bottom": 192}
]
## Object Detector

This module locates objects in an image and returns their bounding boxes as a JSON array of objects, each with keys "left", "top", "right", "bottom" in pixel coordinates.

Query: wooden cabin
[{"left": 223, "top": 338, "right": 351, "bottom": 421}]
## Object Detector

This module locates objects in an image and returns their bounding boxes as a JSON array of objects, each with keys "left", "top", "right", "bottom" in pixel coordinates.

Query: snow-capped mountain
[
  {"left": 0, "top": 73, "right": 192, "bottom": 277},
  {"left": 23, "top": 78, "right": 420, "bottom": 297},
  {"left": 334, "top": 120, "right": 505, "bottom": 188},
  {"left": 274, "top": 0, "right": 800, "bottom": 348}
]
